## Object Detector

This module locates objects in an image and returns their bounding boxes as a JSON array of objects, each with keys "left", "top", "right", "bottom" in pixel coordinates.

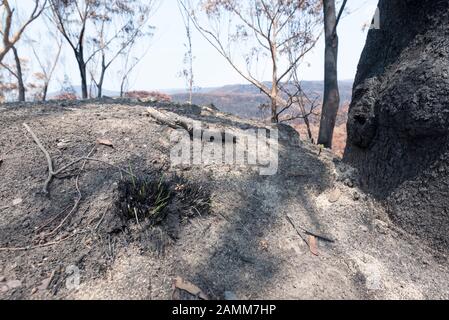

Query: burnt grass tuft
[{"left": 115, "top": 173, "right": 210, "bottom": 227}]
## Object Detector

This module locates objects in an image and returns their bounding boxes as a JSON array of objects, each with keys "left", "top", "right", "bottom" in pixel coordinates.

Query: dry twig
[
  {"left": 0, "top": 232, "right": 84, "bottom": 252},
  {"left": 23, "top": 123, "right": 136, "bottom": 195},
  {"left": 285, "top": 215, "right": 335, "bottom": 245},
  {"left": 42, "top": 146, "right": 97, "bottom": 238},
  {"left": 23, "top": 123, "right": 54, "bottom": 194}
]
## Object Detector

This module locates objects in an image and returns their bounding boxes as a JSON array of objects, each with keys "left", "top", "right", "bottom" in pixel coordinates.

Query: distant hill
[
  {"left": 47, "top": 86, "right": 120, "bottom": 99},
  {"left": 171, "top": 80, "right": 353, "bottom": 119},
  {"left": 47, "top": 81, "right": 352, "bottom": 155}
]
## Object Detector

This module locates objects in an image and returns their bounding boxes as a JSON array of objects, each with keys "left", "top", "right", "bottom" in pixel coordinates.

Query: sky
[
  {"left": 5, "top": 0, "right": 379, "bottom": 93},
  {"left": 133, "top": 0, "right": 379, "bottom": 91}
]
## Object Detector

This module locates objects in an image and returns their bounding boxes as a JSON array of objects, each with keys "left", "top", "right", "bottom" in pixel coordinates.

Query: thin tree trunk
[
  {"left": 304, "top": 116, "right": 313, "bottom": 142},
  {"left": 298, "top": 100, "right": 314, "bottom": 142},
  {"left": 75, "top": 50, "right": 88, "bottom": 99},
  {"left": 318, "top": 0, "right": 341, "bottom": 149},
  {"left": 188, "top": 63, "right": 193, "bottom": 104},
  {"left": 12, "top": 47, "right": 25, "bottom": 102},
  {"left": 120, "top": 83, "right": 125, "bottom": 98},
  {"left": 42, "top": 82, "right": 49, "bottom": 101},
  {"left": 97, "top": 76, "right": 104, "bottom": 99},
  {"left": 270, "top": 21, "right": 279, "bottom": 124},
  {"left": 271, "top": 96, "right": 278, "bottom": 123},
  {"left": 188, "top": 38, "right": 193, "bottom": 104},
  {"left": 120, "top": 76, "right": 126, "bottom": 98},
  {"left": 97, "top": 53, "right": 106, "bottom": 98}
]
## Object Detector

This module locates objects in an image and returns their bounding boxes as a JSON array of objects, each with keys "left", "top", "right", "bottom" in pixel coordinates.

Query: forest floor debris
[{"left": 0, "top": 100, "right": 448, "bottom": 300}]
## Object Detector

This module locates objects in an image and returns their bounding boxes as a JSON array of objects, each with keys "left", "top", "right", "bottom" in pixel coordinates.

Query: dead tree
[
  {"left": 0, "top": 0, "right": 47, "bottom": 63},
  {"left": 12, "top": 46, "right": 25, "bottom": 101},
  {"left": 49, "top": 0, "right": 95, "bottom": 99},
  {"left": 118, "top": 44, "right": 151, "bottom": 97},
  {"left": 0, "top": 46, "right": 28, "bottom": 101},
  {"left": 28, "top": 26, "right": 63, "bottom": 101},
  {"left": 177, "top": 0, "right": 194, "bottom": 104},
  {"left": 88, "top": 0, "right": 157, "bottom": 98},
  {"left": 317, "top": 0, "right": 347, "bottom": 149},
  {"left": 182, "top": 0, "right": 322, "bottom": 123}
]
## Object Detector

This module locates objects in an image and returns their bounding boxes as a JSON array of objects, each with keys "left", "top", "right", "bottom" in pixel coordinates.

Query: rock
[
  {"left": 374, "top": 220, "right": 388, "bottom": 235},
  {"left": 56, "top": 140, "right": 71, "bottom": 149},
  {"left": 328, "top": 188, "right": 341, "bottom": 203},
  {"left": 344, "top": 179, "right": 354, "bottom": 188},
  {"left": 6, "top": 279, "right": 22, "bottom": 289},
  {"left": 224, "top": 291, "right": 239, "bottom": 300},
  {"left": 360, "top": 225, "right": 369, "bottom": 233},
  {"left": 353, "top": 191, "right": 360, "bottom": 201},
  {"left": 0, "top": 276, "right": 5, "bottom": 282},
  {"left": 12, "top": 198, "right": 22, "bottom": 206}
]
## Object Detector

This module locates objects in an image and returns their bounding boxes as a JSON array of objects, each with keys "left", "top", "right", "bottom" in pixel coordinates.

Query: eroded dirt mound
[{"left": 0, "top": 100, "right": 448, "bottom": 299}]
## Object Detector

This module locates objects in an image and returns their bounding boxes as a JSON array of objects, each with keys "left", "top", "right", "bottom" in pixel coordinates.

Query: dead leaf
[
  {"left": 96, "top": 138, "right": 114, "bottom": 148},
  {"left": 172, "top": 276, "right": 208, "bottom": 300},
  {"left": 328, "top": 188, "right": 341, "bottom": 203},
  {"left": 309, "top": 235, "right": 319, "bottom": 256}
]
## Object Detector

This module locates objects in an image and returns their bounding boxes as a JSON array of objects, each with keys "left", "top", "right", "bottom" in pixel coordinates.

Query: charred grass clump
[{"left": 115, "top": 173, "right": 210, "bottom": 228}]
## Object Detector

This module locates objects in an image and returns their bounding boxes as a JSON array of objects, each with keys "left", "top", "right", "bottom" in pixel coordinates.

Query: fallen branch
[
  {"left": 285, "top": 215, "right": 335, "bottom": 244},
  {"left": 147, "top": 107, "right": 237, "bottom": 143},
  {"left": 0, "top": 232, "right": 84, "bottom": 252},
  {"left": 285, "top": 215, "right": 309, "bottom": 246},
  {"left": 147, "top": 107, "right": 194, "bottom": 134}
]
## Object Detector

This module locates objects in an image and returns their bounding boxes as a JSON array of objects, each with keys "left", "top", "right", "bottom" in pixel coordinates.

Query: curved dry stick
[
  {"left": 54, "top": 157, "right": 136, "bottom": 178},
  {"left": 0, "top": 232, "right": 83, "bottom": 252},
  {"left": 35, "top": 204, "right": 71, "bottom": 234},
  {"left": 23, "top": 123, "right": 54, "bottom": 194},
  {"left": 23, "top": 123, "right": 136, "bottom": 195}
]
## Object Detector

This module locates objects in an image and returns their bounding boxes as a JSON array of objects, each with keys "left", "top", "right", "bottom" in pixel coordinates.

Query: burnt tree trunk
[
  {"left": 97, "top": 53, "right": 106, "bottom": 99},
  {"left": 42, "top": 82, "right": 49, "bottom": 101},
  {"left": 12, "top": 46, "right": 25, "bottom": 102},
  {"left": 74, "top": 47, "right": 88, "bottom": 100},
  {"left": 318, "top": 0, "right": 340, "bottom": 149},
  {"left": 344, "top": 0, "right": 449, "bottom": 251}
]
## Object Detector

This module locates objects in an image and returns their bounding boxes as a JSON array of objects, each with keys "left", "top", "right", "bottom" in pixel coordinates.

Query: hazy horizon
[{"left": 6, "top": 0, "right": 377, "bottom": 96}]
